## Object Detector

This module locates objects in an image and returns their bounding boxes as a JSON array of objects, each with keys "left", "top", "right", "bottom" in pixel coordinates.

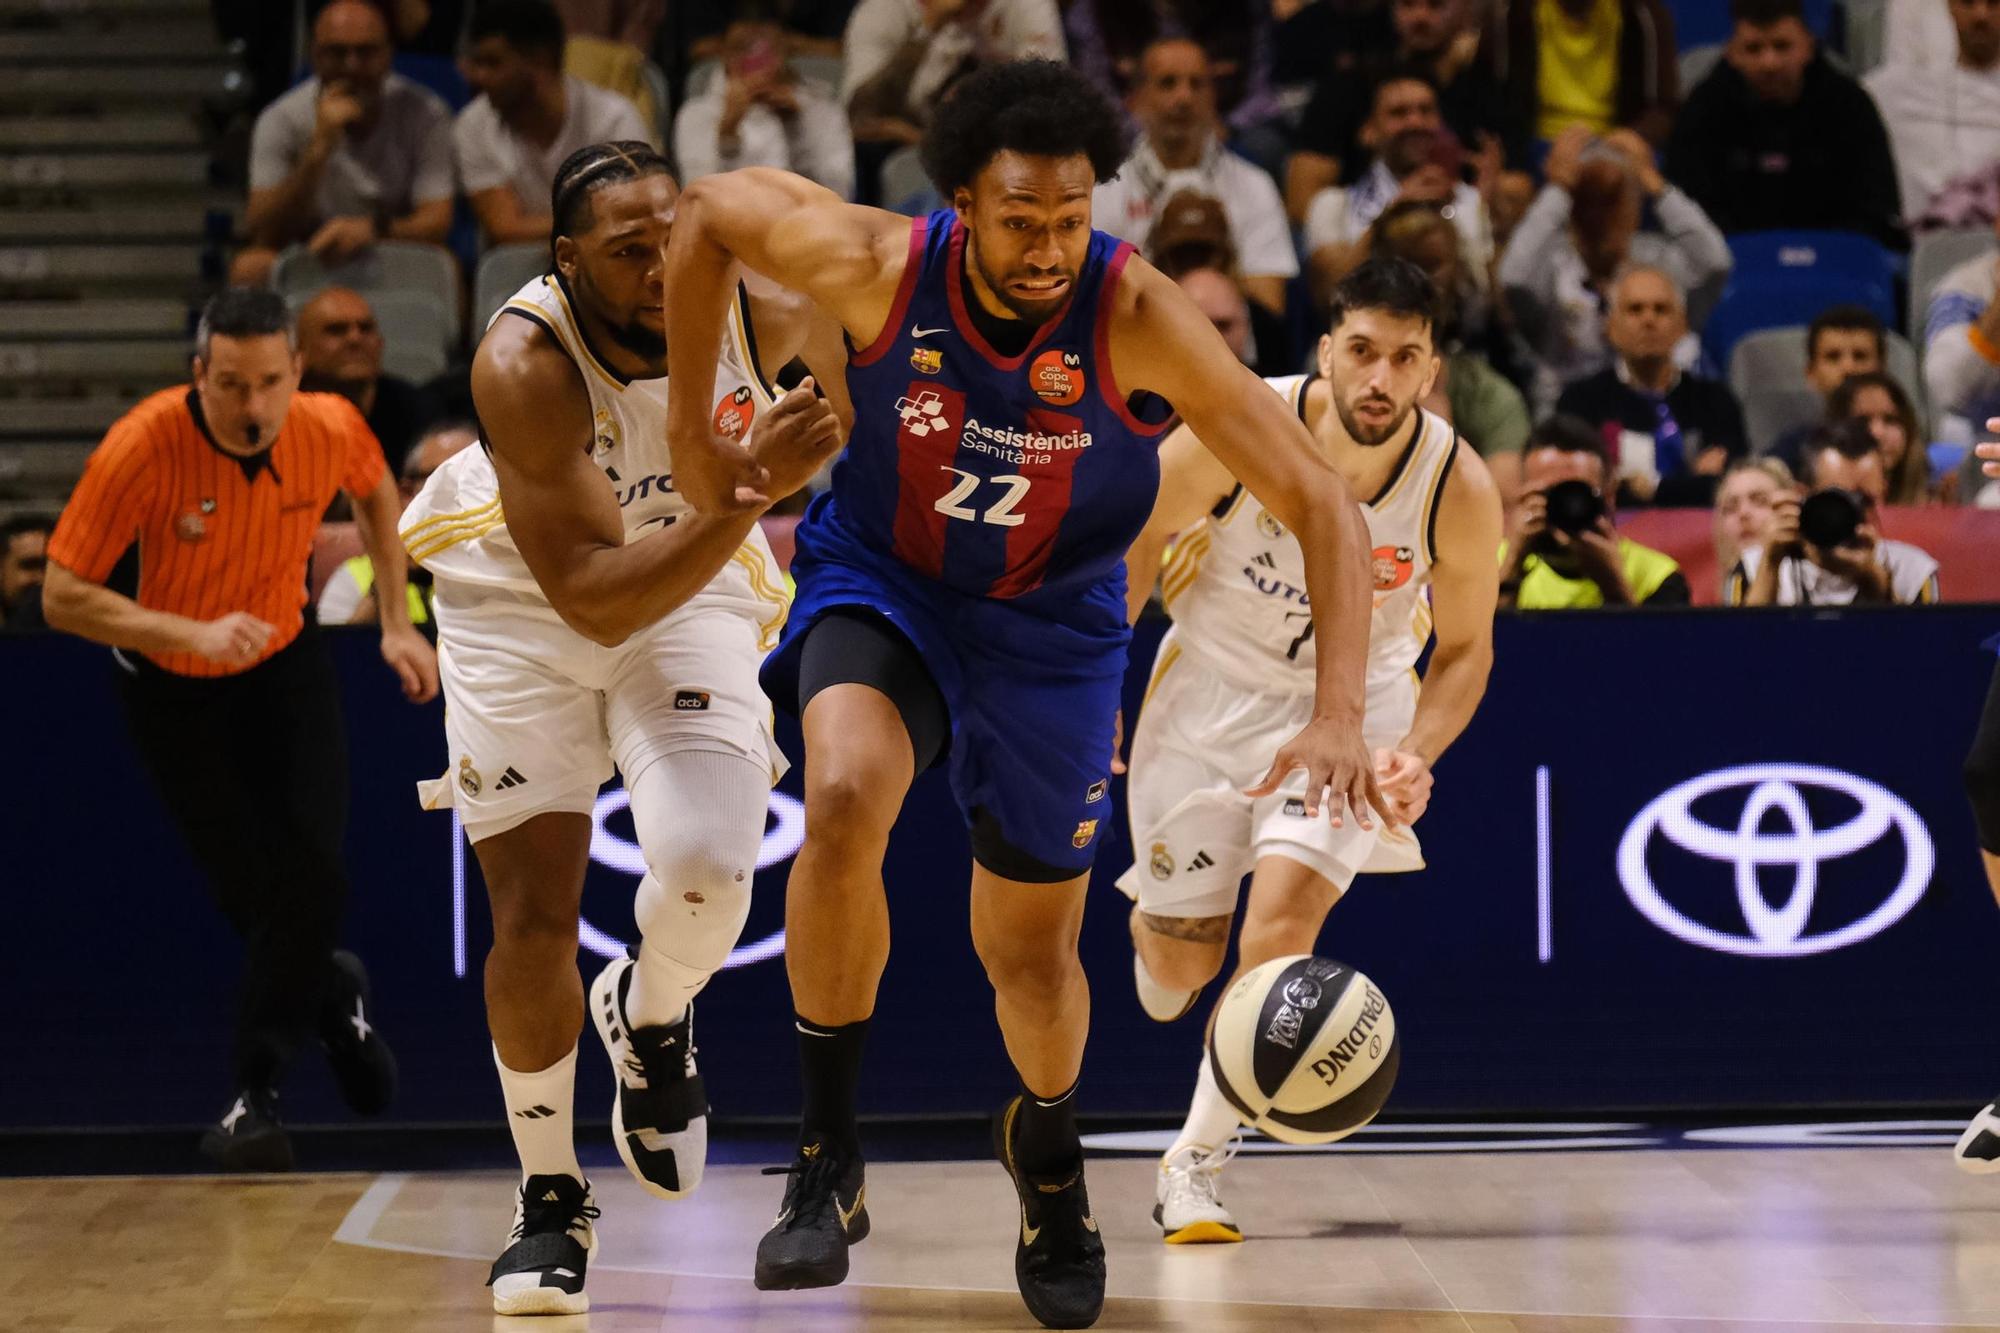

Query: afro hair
[{"left": 919, "top": 60, "right": 1131, "bottom": 198}]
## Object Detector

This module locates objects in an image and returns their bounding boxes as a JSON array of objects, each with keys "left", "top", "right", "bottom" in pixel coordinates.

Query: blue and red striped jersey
[{"left": 826, "top": 210, "right": 1172, "bottom": 609}]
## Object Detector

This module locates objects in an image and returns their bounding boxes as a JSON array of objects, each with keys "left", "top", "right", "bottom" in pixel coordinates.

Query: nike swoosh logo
[
  {"left": 911, "top": 325, "right": 947, "bottom": 338},
  {"left": 1021, "top": 1211, "right": 1041, "bottom": 1247},
  {"left": 837, "top": 1184, "right": 866, "bottom": 1231}
]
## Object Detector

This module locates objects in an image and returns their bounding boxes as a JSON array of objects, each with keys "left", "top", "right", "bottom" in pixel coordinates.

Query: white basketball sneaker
[
  {"left": 489, "top": 1173, "right": 599, "bottom": 1315},
  {"left": 1128, "top": 907, "right": 1201, "bottom": 1022},
  {"left": 1154, "top": 1142, "right": 1242, "bottom": 1244},
  {"left": 1956, "top": 1097, "right": 2000, "bottom": 1173},
  {"left": 589, "top": 953, "right": 708, "bottom": 1199}
]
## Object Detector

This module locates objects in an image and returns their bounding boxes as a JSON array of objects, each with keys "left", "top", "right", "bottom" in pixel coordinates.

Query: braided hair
[{"left": 548, "top": 140, "right": 674, "bottom": 258}]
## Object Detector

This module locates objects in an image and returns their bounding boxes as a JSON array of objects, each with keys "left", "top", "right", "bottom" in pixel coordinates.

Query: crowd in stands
[{"left": 15, "top": 0, "right": 1999, "bottom": 631}]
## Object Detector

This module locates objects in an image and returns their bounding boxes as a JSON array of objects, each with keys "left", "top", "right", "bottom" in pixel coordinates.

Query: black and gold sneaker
[
  {"left": 752, "top": 1137, "right": 869, "bottom": 1290},
  {"left": 993, "top": 1096, "right": 1106, "bottom": 1330}
]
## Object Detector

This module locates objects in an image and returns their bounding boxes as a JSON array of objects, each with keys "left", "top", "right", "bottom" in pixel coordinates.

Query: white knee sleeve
[{"left": 622, "top": 749, "right": 769, "bottom": 1025}]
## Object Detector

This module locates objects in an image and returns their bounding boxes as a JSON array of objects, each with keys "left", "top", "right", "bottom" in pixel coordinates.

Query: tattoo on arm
[{"left": 1139, "top": 911, "right": 1233, "bottom": 943}]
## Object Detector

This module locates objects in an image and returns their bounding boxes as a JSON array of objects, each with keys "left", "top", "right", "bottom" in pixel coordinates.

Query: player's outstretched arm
[
  {"left": 1109, "top": 258, "right": 1385, "bottom": 828},
  {"left": 662, "top": 168, "right": 908, "bottom": 515},
  {"left": 1397, "top": 443, "right": 1502, "bottom": 771},
  {"left": 470, "top": 318, "right": 840, "bottom": 647},
  {"left": 1121, "top": 423, "right": 1236, "bottom": 627}
]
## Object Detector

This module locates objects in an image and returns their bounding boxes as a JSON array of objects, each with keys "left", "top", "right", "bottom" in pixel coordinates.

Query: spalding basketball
[{"left": 1207, "top": 954, "right": 1400, "bottom": 1144}]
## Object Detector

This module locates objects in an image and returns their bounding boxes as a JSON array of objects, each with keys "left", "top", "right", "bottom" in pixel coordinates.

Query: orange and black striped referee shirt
[{"left": 48, "top": 385, "right": 387, "bottom": 678}]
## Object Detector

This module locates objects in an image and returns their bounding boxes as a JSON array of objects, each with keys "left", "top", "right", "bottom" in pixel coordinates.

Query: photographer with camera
[
  {"left": 1728, "top": 419, "right": 1942, "bottom": 606},
  {"left": 1499, "top": 414, "right": 1690, "bottom": 609}
]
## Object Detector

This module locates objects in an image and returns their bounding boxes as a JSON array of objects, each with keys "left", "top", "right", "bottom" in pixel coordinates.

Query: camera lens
[
  {"left": 1797, "top": 488, "right": 1864, "bottom": 550},
  {"left": 1542, "top": 479, "right": 1604, "bottom": 536}
]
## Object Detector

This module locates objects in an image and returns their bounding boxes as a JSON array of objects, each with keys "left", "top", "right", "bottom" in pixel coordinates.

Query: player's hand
[
  {"left": 1977, "top": 425, "right": 2000, "bottom": 478},
  {"left": 1111, "top": 708, "right": 1126, "bottom": 775},
  {"left": 308, "top": 215, "right": 378, "bottom": 262},
  {"left": 747, "top": 376, "right": 843, "bottom": 501},
  {"left": 190, "top": 611, "right": 277, "bottom": 667},
  {"left": 381, "top": 624, "right": 439, "bottom": 703},
  {"left": 1374, "top": 747, "right": 1434, "bottom": 825},
  {"left": 1246, "top": 715, "right": 1391, "bottom": 832}
]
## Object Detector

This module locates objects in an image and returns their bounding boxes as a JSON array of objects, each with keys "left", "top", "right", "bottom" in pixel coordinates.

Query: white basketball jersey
[
  {"left": 400, "top": 274, "right": 789, "bottom": 646},
  {"left": 1162, "top": 375, "right": 1457, "bottom": 740}
]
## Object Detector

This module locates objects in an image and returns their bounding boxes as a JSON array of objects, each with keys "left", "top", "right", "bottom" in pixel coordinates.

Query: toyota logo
[{"left": 1616, "top": 764, "right": 1935, "bottom": 958}]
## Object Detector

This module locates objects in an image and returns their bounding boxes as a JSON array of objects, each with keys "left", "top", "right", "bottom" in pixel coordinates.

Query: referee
[{"left": 43, "top": 288, "right": 439, "bottom": 1171}]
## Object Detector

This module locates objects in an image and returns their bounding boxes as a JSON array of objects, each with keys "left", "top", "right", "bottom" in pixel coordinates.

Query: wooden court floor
[{"left": 12, "top": 1142, "right": 2000, "bottom": 1331}]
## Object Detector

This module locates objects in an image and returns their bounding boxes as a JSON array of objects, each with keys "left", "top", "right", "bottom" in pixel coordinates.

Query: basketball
[{"left": 1207, "top": 955, "right": 1400, "bottom": 1145}]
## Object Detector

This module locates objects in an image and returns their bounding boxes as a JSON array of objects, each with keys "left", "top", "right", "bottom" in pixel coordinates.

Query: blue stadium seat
[
  {"left": 1700, "top": 231, "right": 1899, "bottom": 377},
  {"left": 1668, "top": 0, "right": 1834, "bottom": 50}
]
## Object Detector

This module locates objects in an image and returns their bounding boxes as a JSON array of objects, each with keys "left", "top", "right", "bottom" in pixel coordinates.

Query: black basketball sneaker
[
  {"left": 199, "top": 1087, "right": 293, "bottom": 1173},
  {"left": 588, "top": 953, "right": 707, "bottom": 1199},
  {"left": 993, "top": 1095, "right": 1106, "bottom": 1330},
  {"left": 489, "top": 1173, "right": 599, "bottom": 1316},
  {"left": 1956, "top": 1096, "right": 2000, "bottom": 1173},
  {"left": 753, "top": 1138, "right": 869, "bottom": 1290},
  {"left": 320, "top": 950, "right": 397, "bottom": 1116}
]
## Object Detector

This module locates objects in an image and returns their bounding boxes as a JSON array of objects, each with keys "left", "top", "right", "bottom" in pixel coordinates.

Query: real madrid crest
[
  {"left": 1256, "top": 509, "right": 1285, "bottom": 540},
  {"left": 592, "top": 408, "right": 619, "bottom": 456},
  {"left": 458, "top": 756, "right": 482, "bottom": 797},
  {"left": 1150, "top": 841, "right": 1174, "bottom": 880}
]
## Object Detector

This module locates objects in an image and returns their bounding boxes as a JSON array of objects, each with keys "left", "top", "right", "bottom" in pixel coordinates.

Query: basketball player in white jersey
[
  {"left": 400, "top": 142, "right": 847, "bottom": 1316},
  {"left": 1117, "top": 258, "right": 1503, "bottom": 1242}
]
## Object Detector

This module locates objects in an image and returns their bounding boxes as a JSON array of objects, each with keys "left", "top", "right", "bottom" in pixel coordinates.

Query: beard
[
  {"left": 603, "top": 316, "right": 666, "bottom": 361},
  {"left": 1333, "top": 391, "right": 1414, "bottom": 447},
  {"left": 971, "top": 241, "right": 1072, "bottom": 322}
]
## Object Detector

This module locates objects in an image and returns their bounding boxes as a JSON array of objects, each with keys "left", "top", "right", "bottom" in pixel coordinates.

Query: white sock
[
  {"left": 494, "top": 1044, "right": 583, "bottom": 1184},
  {"left": 1167, "top": 1058, "right": 1242, "bottom": 1160}
]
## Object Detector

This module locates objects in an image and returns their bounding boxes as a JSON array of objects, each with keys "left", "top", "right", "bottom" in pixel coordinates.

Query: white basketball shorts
[
  {"left": 418, "top": 580, "right": 784, "bottom": 843},
  {"left": 1117, "top": 633, "right": 1423, "bottom": 919}
]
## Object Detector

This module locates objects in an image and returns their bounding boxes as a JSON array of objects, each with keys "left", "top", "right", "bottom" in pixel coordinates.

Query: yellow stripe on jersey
[
  {"left": 407, "top": 512, "right": 506, "bottom": 564},
  {"left": 1160, "top": 530, "right": 1212, "bottom": 608},
  {"left": 1217, "top": 487, "right": 1250, "bottom": 526},
  {"left": 539, "top": 278, "right": 628, "bottom": 394},
  {"left": 731, "top": 545, "right": 792, "bottom": 650},
  {"left": 1140, "top": 641, "right": 1183, "bottom": 710},
  {"left": 401, "top": 495, "right": 503, "bottom": 546}
]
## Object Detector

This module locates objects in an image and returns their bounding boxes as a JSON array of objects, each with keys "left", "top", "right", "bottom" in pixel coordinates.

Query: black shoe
[
  {"left": 753, "top": 1138, "right": 869, "bottom": 1291},
  {"left": 488, "top": 1173, "right": 599, "bottom": 1316},
  {"left": 320, "top": 950, "right": 397, "bottom": 1116},
  {"left": 589, "top": 953, "right": 707, "bottom": 1199},
  {"left": 994, "top": 1096, "right": 1106, "bottom": 1330},
  {"left": 199, "top": 1088, "right": 294, "bottom": 1173}
]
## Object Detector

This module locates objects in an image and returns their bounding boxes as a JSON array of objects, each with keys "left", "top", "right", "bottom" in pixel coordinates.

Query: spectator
[
  {"left": 1499, "top": 413, "right": 1691, "bottom": 608},
  {"left": 1665, "top": 0, "right": 1901, "bottom": 245},
  {"left": 1729, "top": 419, "right": 1943, "bottom": 605},
  {"left": 1555, "top": 264, "right": 1748, "bottom": 506},
  {"left": 1289, "top": 0, "right": 1525, "bottom": 221},
  {"left": 679, "top": 0, "right": 852, "bottom": 61},
  {"left": 236, "top": 0, "right": 455, "bottom": 285},
  {"left": 1093, "top": 38, "right": 1297, "bottom": 315},
  {"left": 1174, "top": 265, "right": 1255, "bottom": 368},
  {"left": 318, "top": 422, "right": 478, "bottom": 625},
  {"left": 1145, "top": 192, "right": 1295, "bottom": 375},
  {"left": 1065, "top": 0, "right": 1278, "bottom": 134},
  {"left": 0, "top": 513, "right": 52, "bottom": 631},
  {"left": 1488, "top": 0, "right": 1679, "bottom": 147},
  {"left": 1764, "top": 303, "right": 1887, "bottom": 468},
  {"left": 1712, "top": 456, "right": 1792, "bottom": 590},
  {"left": 552, "top": 0, "right": 665, "bottom": 49},
  {"left": 841, "top": 0, "right": 1063, "bottom": 160},
  {"left": 1499, "top": 125, "right": 1731, "bottom": 414},
  {"left": 296, "top": 287, "right": 443, "bottom": 474},
  {"left": 457, "top": 0, "right": 653, "bottom": 247},
  {"left": 1866, "top": 0, "right": 2000, "bottom": 232},
  {"left": 1269, "top": 0, "right": 1395, "bottom": 95},
  {"left": 1369, "top": 200, "right": 1529, "bottom": 494},
  {"left": 674, "top": 10, "right": 854, "bottom": 197},
  {"left": 1924, "top": 239, "right": 2000, "bottom": 444},
  {"left": 1828, "top": 371, "right": 1935, "bottom": 505},
  {"left": 1303, "top": 116, "right": 1493, "bottom": 312}
]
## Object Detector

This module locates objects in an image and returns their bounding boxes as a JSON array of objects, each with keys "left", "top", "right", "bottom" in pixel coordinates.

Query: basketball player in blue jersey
[{"left": 661, "top": 62, "right": 1387, "bottom": 1329}]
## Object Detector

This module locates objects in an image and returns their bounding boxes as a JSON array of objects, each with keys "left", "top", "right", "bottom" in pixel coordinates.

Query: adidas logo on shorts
[
  {"left": 495, "top": 767, "right": 529, "bottom": 790},
  {"left": 1185, "top": 850, "right": 1215, "bottom": 872}
]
